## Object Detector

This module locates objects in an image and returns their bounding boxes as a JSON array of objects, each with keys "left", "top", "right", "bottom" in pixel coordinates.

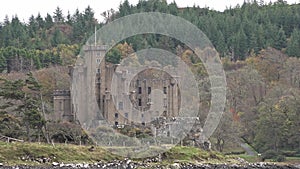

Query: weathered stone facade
[
  {"left": 52, "top": 90, "right": 73, "bottom": 122},
  {"left": 53, "top": 45, "right": 181, "bottom": 127},
  {"left": 53, "top": 44, "right": 209, "bottom": 147},
  {"left": 95, "top": 49, "right": 181, "bottom": 126}
]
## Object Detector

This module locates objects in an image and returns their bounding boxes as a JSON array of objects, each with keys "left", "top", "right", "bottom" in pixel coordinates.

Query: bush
[
  {"left": 95, "top": 126, "right": 114, "bottom": 133},
  {"left": 296, "top": 149, "right": 300, "bottom": 156},
  {"left": 281, "top": 150, "right": 297, "bottom": 157},
  {"left": 262, "top": 150, "right": 277, "bottom": 160},
  {"left": 276, "top": 155, "right": 286, "bottom": 162},
  {"left": 261, "top": 150, "right": 286, "bottom": 162},
  {"left": 48, "top": 122, "right": 88, "bottom": 144},
  {"left": 224, "top": 150, "right": 246, "bottom": 155}
]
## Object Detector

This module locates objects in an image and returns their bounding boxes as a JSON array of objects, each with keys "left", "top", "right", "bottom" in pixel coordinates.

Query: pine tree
[
  {"left": 66, "top": 11, "right": 72, "bottom": 25},
  {"left": 236, "top": 28, "right": 248, "bottom": 60},
  {"left": 273, "top": 27, "right": 287, "bottom": 50},
  {"left": 256, "top": 25, "right": 265, "bottom": 50},
  {"left": 71, "top": 9, "right": 85, "bottom": 43},
  {"left": 45, "top": 13, "right": 53, "bottom": 29},
  {"left": 119, "top": 0, "right": 131, "bottom": 16},
  {"left": 51, "top": 28, "right": 65, "bottom": 46},
  {"left": 248, "top": 33, "right": 254, "bottom": 52},
  {"left": 286, "top": 29, "right": 300, "bottom": 57},
  {"left": 215, "top": 31, "right": 227, "bottom": 56},
  {"left": 168, "top": 1, "right": 178, "bottom": 15},
  {"left": 10, "top": 16, "right": 29, "bottom": 48},
  {"left": 0, "top": 52, "right": 6, "bottom": 72},
  {"left": 105, "top": 47, "right": 121, "bottom": 64},
  {"left": 28, "top": 15, "right": 38, "bottom": 38},
  {"left": 53, "top": 7, "right": 64, "bottom": 23},
  {"left": 1, "top": 15, "right": 12, "bottom": 47},
  {"left": 35, "top": 13, "right": 45, "bottom": 29},
  {"left": 83, "top": 6, "right": 96, "bottom": 34}
]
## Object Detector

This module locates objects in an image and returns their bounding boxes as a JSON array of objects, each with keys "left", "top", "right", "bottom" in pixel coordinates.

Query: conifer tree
[{"left": 287, "top": 28, "right": 300, "bottom": 57}]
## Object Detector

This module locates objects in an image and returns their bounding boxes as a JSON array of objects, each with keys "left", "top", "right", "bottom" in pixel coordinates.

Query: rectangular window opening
[
  {"left": 163, "top": 87, "right": 167, "bottom": 94},
  {"left": 59, "top": 101, "right": 63, "bottom": 111},
  {"left": 96, "top": 58, "right": 100, "bottom": 63},
  {"left": 118, "top": 102, "right": 123, "bottom": 110},
  {"left": 163, "top": 98, "right": 167, "bottom": 107}
]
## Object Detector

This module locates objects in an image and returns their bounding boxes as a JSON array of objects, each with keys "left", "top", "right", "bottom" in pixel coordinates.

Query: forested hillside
[
  {"left": 0, "top": 0, "right": 299, "bottom": 72},
  {"left": 0, "top": 0, "right": 300, "bottom": 161}
]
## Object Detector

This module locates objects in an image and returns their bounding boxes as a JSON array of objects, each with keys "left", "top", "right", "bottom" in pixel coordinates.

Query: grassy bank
[
  {"left": 0, "top": 141, "right": 118, "bottom": 165},
  {"left": 233, "top": 154, "right": 300, "bottom": 164},
  {"left": 0, "top": 141, "right": 235, "bottom": 166}
]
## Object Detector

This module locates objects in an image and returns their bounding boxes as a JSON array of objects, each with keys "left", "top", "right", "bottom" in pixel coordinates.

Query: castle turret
[{"left": 53, "top": 90, "right": 73, "bottom": 122}]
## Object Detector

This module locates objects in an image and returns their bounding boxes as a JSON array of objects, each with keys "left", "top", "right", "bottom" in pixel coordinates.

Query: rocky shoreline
[{"left": 0, "top": 161, "right": 299, "bottom": 169}]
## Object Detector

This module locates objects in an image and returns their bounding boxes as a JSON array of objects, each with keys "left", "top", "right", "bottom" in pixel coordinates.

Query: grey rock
[
  {"left": 52, "top": 162, "right": 59, "bottom": 166},
  {"left": 126, "top": 159, "right": 132, "bottom": 165},
  {"left": 1, "top": 161, "right": 300, "bottom": 169},
  {"left": 83, "top": 163, "right": 89, "bottom": 168},
  {"left": 170, "top": 163, "right": 180, "bottom": 169},
  {"left": 59, "top": 163, "right": 65, "bottom": 167},
  {"left": 76, "top": 163, "right": 83, "bottom": 167}
]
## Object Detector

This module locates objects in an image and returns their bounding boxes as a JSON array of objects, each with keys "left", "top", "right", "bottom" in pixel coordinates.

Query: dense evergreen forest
[
  {"left": 0, "top": 0, "right": 300, "bottom": 161},
  {"left": 0, "top": 0, "right": 299, "bottom": 72}
]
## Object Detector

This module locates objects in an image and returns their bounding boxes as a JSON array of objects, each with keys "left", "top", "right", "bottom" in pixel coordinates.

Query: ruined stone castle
[
  {"left": 53, "top": 45, "right": 181, "bottom": 127},
  {"left": 52, "top": 44, "right": 210, "bottom": 148}
]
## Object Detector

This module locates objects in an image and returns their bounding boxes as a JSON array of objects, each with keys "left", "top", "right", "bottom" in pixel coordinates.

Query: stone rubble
[{"left": 0, "top": 161, "right": 299, "bottom": 169}]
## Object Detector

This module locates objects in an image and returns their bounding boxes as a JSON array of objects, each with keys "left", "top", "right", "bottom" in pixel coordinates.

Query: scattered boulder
[
  {"left": 88, "top": 146, "right": 95, "bottom": 152},
  {"left": 52, "top": 162, "right": 59, "bottom": 166},
  {"left": 1, "top": 160, "right": 299, "bottom": 169},
  {"left": 170, "top": 163, "right": 180, "bottom": 169}
]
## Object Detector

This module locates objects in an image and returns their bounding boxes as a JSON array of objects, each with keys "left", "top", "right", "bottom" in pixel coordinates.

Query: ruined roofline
[{"left": 53, "top": 90, "right": 71, "bottom": 96}]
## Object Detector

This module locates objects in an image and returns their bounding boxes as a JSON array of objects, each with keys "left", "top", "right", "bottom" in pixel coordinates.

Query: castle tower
[
  {"left": 53, "top": 90, "right": 73, "bottom": 122},
  {"left": 81, "top": 45, "right": 108, "bottom": 127}
]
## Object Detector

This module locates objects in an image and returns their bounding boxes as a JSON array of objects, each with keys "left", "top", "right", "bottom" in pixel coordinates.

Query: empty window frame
[
  {"left": 163, "top": 87, "right": 167, "bottom": 94},
  {"left": 118, "top": 102, "right": 123, "bottom": 110},
  {"left": 163, "top": 98, "right": 167, "bottom": 107}
]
